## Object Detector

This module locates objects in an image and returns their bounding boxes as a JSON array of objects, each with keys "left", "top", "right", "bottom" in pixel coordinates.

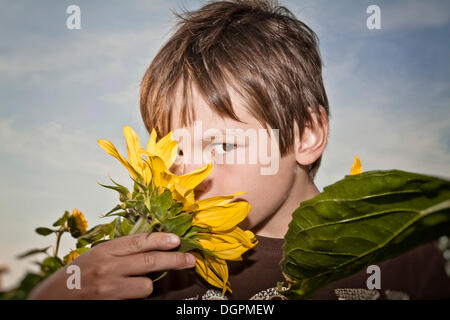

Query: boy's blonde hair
[{"left": 140, "top": 0, "right": 329, "bottom": 179}]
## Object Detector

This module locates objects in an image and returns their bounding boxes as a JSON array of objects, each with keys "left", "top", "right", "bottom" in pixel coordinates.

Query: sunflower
[
  {"left": 69, "top": 208, "right": 88, "bottom": 237},
  {"left": 98, "top": 126, "right": 257, "bottom": 295},
  {"left": 98, "top": 126, "right": 211, "bottom": 200}
]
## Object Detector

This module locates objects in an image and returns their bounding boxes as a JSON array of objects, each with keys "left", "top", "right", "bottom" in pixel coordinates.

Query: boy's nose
[
  {"left": 180, "top": 154, "right": 212, "bottom": 174},
  {"left": 168, "top": 161, "right": 184, "bottom": 176},
  {"left": 194, "top": 178, "right": 213, "bottom": 200}
]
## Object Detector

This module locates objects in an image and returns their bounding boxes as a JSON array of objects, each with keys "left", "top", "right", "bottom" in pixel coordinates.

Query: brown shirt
[{"left": 146, "top": 235, "right": 450, "bottom": 300}]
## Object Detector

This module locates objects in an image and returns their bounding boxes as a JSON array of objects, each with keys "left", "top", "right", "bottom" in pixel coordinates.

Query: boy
[
  {"left": 140, "top": 0, "right": 328, "bottom": 299},
  {"left": 29, "top": 0, "right": 450, "bottom": 300}
]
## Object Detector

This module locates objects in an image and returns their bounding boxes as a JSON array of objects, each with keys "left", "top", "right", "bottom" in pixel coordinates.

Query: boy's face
[{"left": 169, "top": 85, "right": 299, "bottom": 232}]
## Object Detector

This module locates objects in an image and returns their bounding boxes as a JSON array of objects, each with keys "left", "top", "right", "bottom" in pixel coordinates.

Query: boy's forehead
[{"left": 170, "top": 83, "right": 260, "bottom": 134}]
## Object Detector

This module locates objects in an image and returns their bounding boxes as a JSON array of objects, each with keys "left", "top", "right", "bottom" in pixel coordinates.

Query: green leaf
[
  {"left": 131, "top": 175, "right": 148, "bottom": 197},
  {"left": 98, "top": 177, "right": 131, "bottom": 201},
  {"left": 280, "top": 169, "right": 450, "bottom": 299},
  {"left": 123, "top": 200, "right": 139, "bottom": 208},
  {"left": 98, "top": 183, "right": 127, "bottom": 195},
  {"left": 91, "top": 239, "right": 109, "bottom": 247},
  {"left": 130, "top": 176, "right": 149, "bottom": 194},
  {"left": 75, "top": 247, "right": 90, "bottom": 255},
  {"left": 0, "top": 272, "right": 44, "bottom": 300},
  {"left": 183, "top": 225, "right": 210, "bottom": 239},
  {"left": 17, "top": 246, "right": 51, "bottom": 259},
  {"left": 159, "top": 189, "right": 173, "bottom": 208},
  {"left": 110, "top": 218, "right": 122, "bottom": 239},
  {"left": 120, "top": 218, "right": 134, "bottom": 235},
  {"left": 179, "top": 238, "right": 203, "bottom": 252},
  {"left": 35, "top": 227, "right": 55, "bottom": 236},
  {"left": 167, "top": 202, "right": 183, "bottom": 219},
  {"left": 40, "top": 256, "right": 64, "bottom": 275},
  {"left": 52, "top": 210, "right": 70, "bottom": 227},
  {"left": 103, "top": 219, "right": 116, "bottom": 236},
  {"left": 102, "top": 204, "right": 123, "bottom": 217},
  {"left": 76, "top": 223, "right": 111, "bottom": 248},
  {"left": 162, "top": 213, "right": 193, "bottom": 236},
  {"left": 101, "top": 210, "right": 128, "bottom": 218},
  {"left": 129, "top": 216, "right": 153, "bottom": 235},
  {"left": 178, "top": 238, "right": 219, "bottom": 259},
  {"left": 151, "top": 189, "right": 173, "bottom": 221}
]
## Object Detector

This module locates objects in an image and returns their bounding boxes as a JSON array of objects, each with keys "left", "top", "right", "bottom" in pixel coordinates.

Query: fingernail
[
  {"left": 186, "top": 253, "right": 196, "bottom": 266},
  {"left": 167, "top": 234, "right": 179, "bottom": 245}
]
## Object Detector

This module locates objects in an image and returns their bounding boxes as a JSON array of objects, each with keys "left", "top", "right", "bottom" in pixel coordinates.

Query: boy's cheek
[
  {"left": 217, "top": 162, "right": 282, "bottom": 196},
  {"left": 202, "top": 163, "right": 262, "bottom": 202},
  {"left": 214, "top": 158, "right": 292, "bottom": 193},
  {"left": 202, "top": 156, "right": 295, "bottom": 212},
  {"left": 216, "top": 162, "right": 263, "bottom": 186}
]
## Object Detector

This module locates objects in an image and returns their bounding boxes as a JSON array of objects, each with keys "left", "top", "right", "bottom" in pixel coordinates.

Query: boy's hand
[{"left": 28, "top": 232, "right": 196, "bottom": 299}]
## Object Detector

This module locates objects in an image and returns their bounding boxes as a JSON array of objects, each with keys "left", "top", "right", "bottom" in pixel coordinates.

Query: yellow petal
[
  {"left": 193, "top": 201, "right": 251, "bottom": 232},
  {"left": 146, "top": 128, "right": 158, "bottom": 154},
  {"left": 172, "top": 183, "right": 197, "bottom": 210},
  {"left": 146, "top": 129, "right": 178, "bottom": 169},
  {"left": 175, "top": 163, "right": 212, "bottom": 190},
  {"left": 156, "top": 132, "right": 179, "bottom": 169},
  {"left": 97, "top": 139, "right": 139, "bottom": 178},
  {"left": 196, "top": 192, "right": 247, "bottom": 211},
  {"left": 192, "top": 253, "right": 231, "bottom": 295},
  {"left": 173, "top": 182, "right": 190, "bottom": 198},
  {"left": 197, "top": 239, "right": 248, "bottom": 261},
  {"left": 66, "top": 251, "right": 80, "bottom": 264},
  {"left": 146, "top": 156, "right": 172, "bottom": 188},
  {"left": 139, "top": 152, "right": 153, "bottom": 185},
  {"left": 206, "top": 227, "right": 257, "bottom": 248},
  {"left": 350, "top": 155, "right": 362, "bottom": 175},
  {"left": 208, "top": 258, "right": 230, "bottom": 296},
  {"left": 123, "top": 126, "right": 143, "bottom": 174}
]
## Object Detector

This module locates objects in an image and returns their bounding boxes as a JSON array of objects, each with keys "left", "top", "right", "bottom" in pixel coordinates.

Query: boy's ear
[{"left": 293, "top": 106, "right": 329, "bottom": 167}]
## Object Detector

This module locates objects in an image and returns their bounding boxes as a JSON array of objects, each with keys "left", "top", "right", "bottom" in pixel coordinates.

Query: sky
[{"left": 0, "top": 0, "right": 449, "bottom": 290}]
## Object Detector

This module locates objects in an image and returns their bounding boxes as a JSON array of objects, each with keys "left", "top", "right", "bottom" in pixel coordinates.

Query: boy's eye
[
  {"left": 212, "top": 143, "right": 237, "bottom": 155},
  {"left": 177, "top": 146, "right": 184, "bottom": 157}
]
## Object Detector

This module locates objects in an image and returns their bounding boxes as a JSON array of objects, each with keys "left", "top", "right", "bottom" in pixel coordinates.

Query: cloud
[
  {"left": 316, "top": 91, "right": 450, "bottom": 187},
  {"left": 315, "top": 43, "right": 450, "bottom": 192},
  {"left": 0, "top": 117, "right": 135, "bottom": 290},
  {"left": 0, "top": 28, "right": 169, "bottom": 86},
  {"left": 0, "top": 118, "right": 109, "bottom": 176},
  {"left": 99, "top": 83, "right": 140, "bottom": 107}
]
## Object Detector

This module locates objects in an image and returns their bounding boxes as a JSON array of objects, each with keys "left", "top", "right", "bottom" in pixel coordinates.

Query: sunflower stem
[
  {"left": 54, "top": 230, "right": 63, "bottom": 258},
  {"left": 149, "top": 219, "right": 160, "bottom": 232}
]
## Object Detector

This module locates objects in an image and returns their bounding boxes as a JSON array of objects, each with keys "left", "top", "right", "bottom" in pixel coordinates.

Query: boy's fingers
[
  {"left": 119, "top": 251, "right": 197, "bottom": 276},
  {"left": 112, "top": 277, "right": 154, "bottom": 300},
  {"left": 96, "top": 277, "right": 153, "bottom": 300},
  {"left": 103, "top": 232, "right": 180, "bottom": 256}
]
